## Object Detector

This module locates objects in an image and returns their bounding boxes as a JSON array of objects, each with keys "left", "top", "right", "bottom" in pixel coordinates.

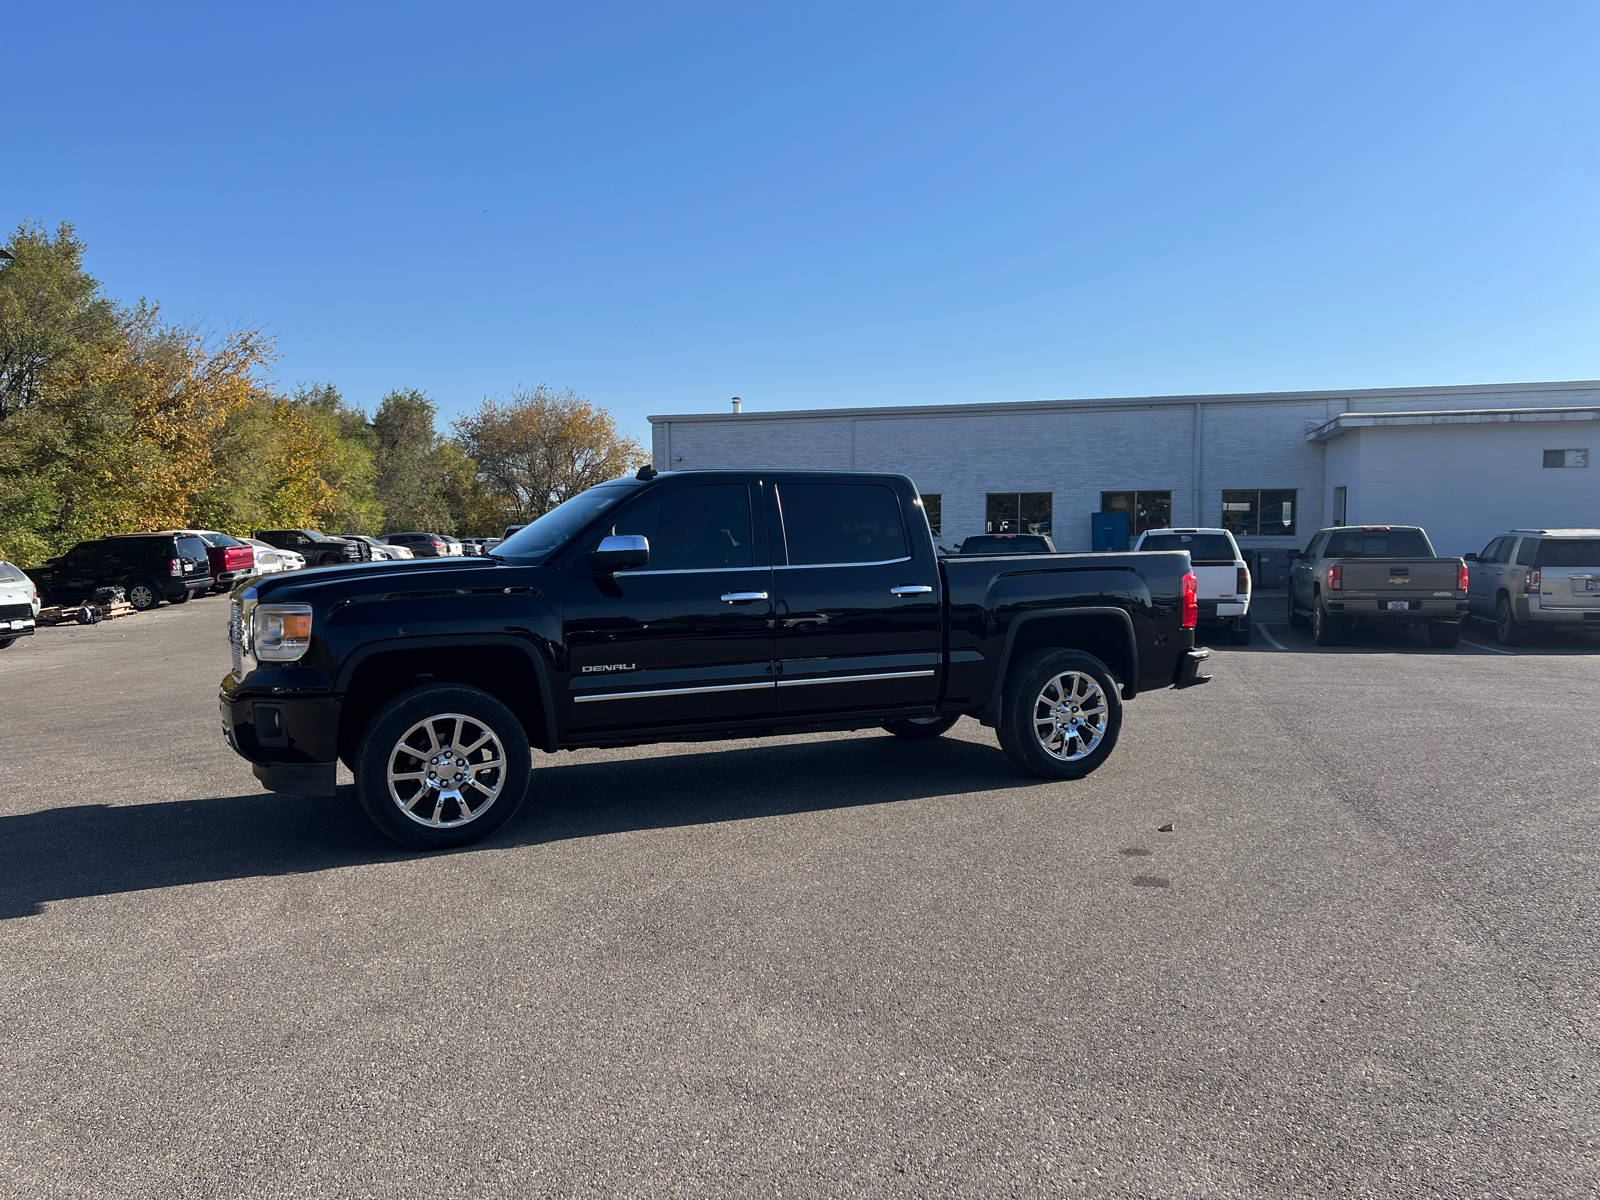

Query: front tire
[
  {"left": 355, "top": 683, "right": 532, "bottom": 850},
  {"left": 125, "top": 580, "right": 161, "bottom": 611},
  {"left": 0, "top": 637, "right": 16, "bottom": 650},
  {"left": 882, "top": 713, "right": 961, "bottom": 740},
  {"left": 1311, "top": 604, "right": 1340, "bottom": 645},
  {"left": 1427, "top": 622, "right": 1461, "bottom": 648},
  {"left": 1288, "top": 598, "right": 1309, "bottom": 629},
  {"left": 996, "top": 649, "right": 1122, "bottom": 780}
]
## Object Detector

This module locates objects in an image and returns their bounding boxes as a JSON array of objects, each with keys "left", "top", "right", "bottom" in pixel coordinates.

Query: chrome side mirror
[{"left": 589, "top": 534, "right": 649, "bottom": 574}]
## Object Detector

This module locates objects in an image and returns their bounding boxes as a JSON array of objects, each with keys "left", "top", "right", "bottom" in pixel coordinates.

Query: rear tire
[
  {"left": 355, "top": 683, "right": 532, "bottom": 850},
  {"left": 1427, "top": 622, "right": 1461, "bottom": 648},
  {"left": 996, "top": 649, "right": 1122, "bottom": 780},
  {"left": 1311, "top": 604, "right": 1340, "bottom": 645},
  {"left": 125, "top": 580, "right": 161, "bottom": 611},
  {"left": 882, "top": 713, "right": 961, "bottom": 740},
  {"left": 168, "top": 589, "right": 191, "bottom": 604},
  {"left": 1227, "top": 617, "right": 1252, "bottom": 645},
  {"left": 1495, "top": 597, "right": 1529, "bottom": 646}
]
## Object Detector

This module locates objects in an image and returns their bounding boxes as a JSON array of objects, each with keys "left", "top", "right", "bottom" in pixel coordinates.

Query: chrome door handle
[
  {"left": 721, "top": 591, "right": 769, "bottom": 603},
  {"left": 890, "top": 585, "right": 933, "bottom": 596}
]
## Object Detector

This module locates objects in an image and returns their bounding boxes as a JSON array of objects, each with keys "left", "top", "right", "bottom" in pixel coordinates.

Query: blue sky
[{"left": 5, "top": 2, "right": 1598, "bottom": 444}]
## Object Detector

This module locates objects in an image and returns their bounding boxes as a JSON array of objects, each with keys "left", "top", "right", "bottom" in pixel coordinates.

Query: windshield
[
  {"left": 1140, "top": 533, "right": 1236, "bottom": 563},
  {"left": 496, "top": 483, "right": 638, "bottom": 561},
  {"left": 961, "top": 535, "right": 1052, "bottom": 554},
  {"left": 300, "top": 529, "right": 331, "bottom": 542},
  {"left": 202, "top": 532, "right": 243, "bottom": 547},
  {"left": 1323, "top": 529, "right": 1434, "bottom": 557}
]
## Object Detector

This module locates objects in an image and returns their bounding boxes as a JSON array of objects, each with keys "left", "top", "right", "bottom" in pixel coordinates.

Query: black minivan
[{"left": 26, "top": 532, "right": 214, "bottom": 610}]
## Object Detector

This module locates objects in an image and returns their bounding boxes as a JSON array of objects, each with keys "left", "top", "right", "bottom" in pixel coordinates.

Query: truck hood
[{"left": 243, "top": 555, "right": 499, "bottom": 601}]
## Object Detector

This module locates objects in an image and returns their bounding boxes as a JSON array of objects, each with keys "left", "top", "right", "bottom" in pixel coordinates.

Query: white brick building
[{"left": 649, "top": 381, "right": 1600, "bottom": 559}]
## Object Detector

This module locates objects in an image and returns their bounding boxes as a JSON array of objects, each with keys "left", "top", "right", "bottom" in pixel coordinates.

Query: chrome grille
[{"left": 229, "top": 599, "right": 244, "bottom": 676}]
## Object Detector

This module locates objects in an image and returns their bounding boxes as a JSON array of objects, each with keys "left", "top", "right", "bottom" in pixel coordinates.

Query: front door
[
  {"left": 769, "top": 479, "right": 942, "bottom": 716},
  {"left": 561, "top": 479, "right": 777, "bottom": 736},
  {"left": 1468, "top": 536, "right": 1509, "bottom": 614},
  {"left": 57, "top": 543, "right": 114, "bottom": 603}
]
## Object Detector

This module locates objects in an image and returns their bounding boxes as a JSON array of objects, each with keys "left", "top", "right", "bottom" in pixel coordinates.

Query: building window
[
  {"left": 921, "top": 493, "right": 942, "bottom": 538},
  {"left": 986, "top": 492, "right": 1052, "bottom": 535},
  {"left": 1222, "top": 489, "right": 1297, "bottom": 536},
  {"left": 1544, "top": 449, "right": 1590, "bottom": 468},
  {"left": 1100, "top": 490, "right": 1171, "bottom": 535},
  {"left": 1332, "top": 486, "right": 1347, "bottom": 526}
]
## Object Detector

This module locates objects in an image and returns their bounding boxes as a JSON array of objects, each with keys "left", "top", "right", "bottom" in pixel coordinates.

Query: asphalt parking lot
[{"left": 2, "top": 593, "right": 1596, "bottom": 1199}]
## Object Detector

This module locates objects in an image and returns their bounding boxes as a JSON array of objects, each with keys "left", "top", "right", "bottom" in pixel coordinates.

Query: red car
[{"left": 178, "top": 530, "right": 257, "bottom": 593}]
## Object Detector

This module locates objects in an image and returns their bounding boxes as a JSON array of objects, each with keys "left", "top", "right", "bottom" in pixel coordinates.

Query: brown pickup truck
[{"left": 1286, "top": 525, "right": 1468, "bottom": 647}]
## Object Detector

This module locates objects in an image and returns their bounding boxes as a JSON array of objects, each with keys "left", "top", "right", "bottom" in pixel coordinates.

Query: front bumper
[
  {"left": 0, "top": 615, "right": 36, "bottom": 638},
  {"left": 220, "top": 674, "right": 342, "bottom": 795}
]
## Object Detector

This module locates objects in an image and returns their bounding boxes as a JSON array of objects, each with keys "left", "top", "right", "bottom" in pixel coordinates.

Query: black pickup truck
[{"left": 221, "top": 470, "right": 1210, "bottom": 849}]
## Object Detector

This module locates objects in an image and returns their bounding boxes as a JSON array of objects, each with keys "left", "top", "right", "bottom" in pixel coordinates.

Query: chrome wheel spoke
[
  {"left": 1031, "top": 671, "right": 1107, "bottom": 761},
  {"left": 386, "top": 712, "right": 507, "bottom": 829}
]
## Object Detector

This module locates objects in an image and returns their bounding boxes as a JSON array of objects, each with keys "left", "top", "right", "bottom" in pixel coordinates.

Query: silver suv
[{"left": 1465, "top": 528, "right": 1600, "bottom": 644}]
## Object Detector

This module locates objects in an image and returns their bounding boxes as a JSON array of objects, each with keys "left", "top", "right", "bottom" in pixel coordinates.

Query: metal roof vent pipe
[{"left": 731, "top": 396, "right": 742, "bottom": 414}]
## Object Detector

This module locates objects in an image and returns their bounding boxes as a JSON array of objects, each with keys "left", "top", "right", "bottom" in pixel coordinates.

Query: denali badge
[{"left": 582, "top": 663, "right": 637, "bottom": 673}]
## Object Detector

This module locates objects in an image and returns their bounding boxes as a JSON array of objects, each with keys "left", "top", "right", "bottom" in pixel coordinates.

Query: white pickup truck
[{"left": 1133, "top": 528, "right": 1253, "bottom": 644}]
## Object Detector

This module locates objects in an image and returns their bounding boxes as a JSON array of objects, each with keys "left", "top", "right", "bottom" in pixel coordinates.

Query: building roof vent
[{"left": 731, "top": 396, "right": 742, "bottom": 414}]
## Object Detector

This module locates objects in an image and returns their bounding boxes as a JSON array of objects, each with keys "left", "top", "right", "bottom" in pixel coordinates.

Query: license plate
[
  {"left": 1586, "top": 580, "right": 1599, "bottom": 592},
  {"left": 1387, "top": 601, "right": 1410, "bottom": 611}
]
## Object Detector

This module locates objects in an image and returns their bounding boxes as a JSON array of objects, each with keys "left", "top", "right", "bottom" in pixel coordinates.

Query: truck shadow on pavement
[{"left": 1, "top": 732, "right": 1027, "bottom": 919}]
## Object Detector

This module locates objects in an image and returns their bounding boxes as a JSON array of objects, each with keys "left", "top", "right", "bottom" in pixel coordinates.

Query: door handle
[
  {"left": 890, "top": 585, "right": 933, "bottom": 596},
  {"left": 721, "top": 591, "right": 769, "bottom": 603}
]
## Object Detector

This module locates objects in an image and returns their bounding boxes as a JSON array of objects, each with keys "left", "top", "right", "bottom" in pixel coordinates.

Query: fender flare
[
  {"left": 983, "top": 605, "right": 1140, "bottom": 714},
  {"left": 335, "top": 634, "right": 559, "bottom": 751}
]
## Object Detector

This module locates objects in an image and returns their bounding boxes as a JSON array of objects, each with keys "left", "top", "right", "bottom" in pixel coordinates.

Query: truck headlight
[{"left": 252, "top": 603, "right": 313, "bottom": 661}]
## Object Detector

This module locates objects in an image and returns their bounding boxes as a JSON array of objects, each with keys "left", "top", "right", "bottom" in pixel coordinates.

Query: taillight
[
  {"left": 1181, "top": 572, "right": 1198, "bottom": 628},
  {"left": 1327, "top": 564, "right": 1342, "bottom": 591},
  {"left": 1525, "top": 568, "right": 1540, "bottom": 594},
  {"left": 1459, "top": 562, "right": 1469, "bottom": 593},
  {"left": 170, "top": 557, "right": 183, "bottom": 577},
  {"left": 1236, "top": 566, "right": 1250, "bottom": 594}
]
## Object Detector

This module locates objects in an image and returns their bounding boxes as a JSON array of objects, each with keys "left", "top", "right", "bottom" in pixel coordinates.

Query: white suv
[{"left": 1134, "top": 527, "right": 1253, "bottom": 644}]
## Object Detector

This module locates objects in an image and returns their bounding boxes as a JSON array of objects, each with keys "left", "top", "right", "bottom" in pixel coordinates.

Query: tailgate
[
  {"left": 1536, "top": 541, "right": 1600, "bottom": 607},
  {"left": 1339, "top": 558, "right": 1458, "bottom": 594},
  {"left": 1193, "top": 564, "right": 1240, "bottom": 600}
]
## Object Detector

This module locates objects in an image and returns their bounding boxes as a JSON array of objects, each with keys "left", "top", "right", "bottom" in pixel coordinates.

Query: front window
[
  {"left": 299, "top": 529, "right": 332, "bottom": 542},
  {"left": 986, "top": 492, "right": 1052, "bottom": 536},
  {"left": 1101, "top": 491, "right": 1171, "bottom": 535},
  {"left": 1222, "top": 489, "right": 1297, "bottom": 537},
  {"left": 598, "top": 484, "right": 754, "bottom": 571},
  {"left": 497, "top": 483, "right": 637, "bottom": 561}
]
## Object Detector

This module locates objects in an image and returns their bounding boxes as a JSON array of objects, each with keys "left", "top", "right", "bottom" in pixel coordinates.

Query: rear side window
[
  {"left": 176, "top": 536, "right": 209, "bottom": 560},
  {"left": 604, "top": 484, "right": 754, "bottom": 571},
  {"left": 1535, "top": 539, "right": 1600, "bottom": 568},
  {"left": 779, "top": 484, "right": 908, "bottom": 566},
  {"left": 1140, "top": 533, "right": 1237, "bottom": 563},
  {"left": 1515, "top": 539, "right": 1539, "bottom": 567},
  {"left": 1324, "top": 529, "right": 1434, "bottom": 558}
]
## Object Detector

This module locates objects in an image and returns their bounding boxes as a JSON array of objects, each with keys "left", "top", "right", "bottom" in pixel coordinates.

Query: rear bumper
[
  {"left": 1173, "top": 648, "right": 1212, "bottom": 689},
  {"left": 1326, "top": 600, "right": 1466, "bottom": 623},
  {"left": 1522, "top": 598, "right": 1600, "bottom": 623},
  {"left": 1197, "top": 599, "right": 1248, "bottom": 621},
  {"left": 168, "top": 576, "right": 213, "bottom": 598}
]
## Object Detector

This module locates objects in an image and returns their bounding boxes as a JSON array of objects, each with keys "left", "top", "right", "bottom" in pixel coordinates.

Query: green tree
[
  {"left": 0, "top": 220, "right": 119, "bottom": 421},
  {"left": 372, "top": 388, "right": 456, "bottom": 534}
]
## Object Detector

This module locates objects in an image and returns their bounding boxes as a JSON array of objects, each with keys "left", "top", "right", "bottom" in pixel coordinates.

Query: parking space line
[
  {"left": 1459, "top": 638, "right": 1517, "bottom": 656},
  {"left": 1256, "top": 623, "right": 1288, "bottom": 650}
]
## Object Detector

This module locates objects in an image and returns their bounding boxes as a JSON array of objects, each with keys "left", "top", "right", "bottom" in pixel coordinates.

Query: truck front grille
[
  {"left": 0, "top": 602, "right": 31, "bottom": 622},
  {"left": 229, "top": 599, "right": 244, "bottom": 676}
]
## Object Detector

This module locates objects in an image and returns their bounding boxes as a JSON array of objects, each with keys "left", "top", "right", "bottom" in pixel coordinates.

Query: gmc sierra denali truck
[
  {"left": 1286, "top": 524, "right": 1468, "bottom": 647},
  {"left": 221, "top": 469, "right": 1211, "bottom": 849}
]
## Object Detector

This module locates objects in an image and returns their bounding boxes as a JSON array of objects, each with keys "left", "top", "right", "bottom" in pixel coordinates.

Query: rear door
[
  {"left": 770, "top": 479, "right": 942, "bottom": 716},
  {"left": 561, "top": 478, "right": 778, "bottom": 735},
  {"left": 1537, "top": 538, "right": 1600, "bottom": 610}
]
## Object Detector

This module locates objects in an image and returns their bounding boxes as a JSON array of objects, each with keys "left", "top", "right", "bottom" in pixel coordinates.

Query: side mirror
[
  {"left": 1461, "top": 552, "right": 1478, "bottom": 563},
  {"left": 588, "top": 534, "right": 649, "bottom": 574},
  {"left": 1284, "top": 549, "right": 1300, "bottom": 560}
]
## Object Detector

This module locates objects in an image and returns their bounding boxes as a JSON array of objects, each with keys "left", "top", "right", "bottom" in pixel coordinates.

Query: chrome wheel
[
  {"left": 386, "top": 712, "right": 506, "bottom": 828},
  {"left": 127, "top": 583, "right": 158, "bottom": 610},
  {"left": 1032, "top": 671, "right": 1108, "bottom": 762}
]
